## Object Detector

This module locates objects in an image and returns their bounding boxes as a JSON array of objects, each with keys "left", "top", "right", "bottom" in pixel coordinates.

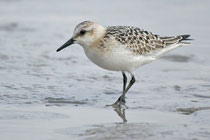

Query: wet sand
[{"left": 0, "top": 0, "right": 210, "bottom": 139}]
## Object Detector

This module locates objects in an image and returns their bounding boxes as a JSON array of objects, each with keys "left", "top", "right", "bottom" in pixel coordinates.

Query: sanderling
[{"left": 57, "top": 21, "right": 192, "bottom": 106}]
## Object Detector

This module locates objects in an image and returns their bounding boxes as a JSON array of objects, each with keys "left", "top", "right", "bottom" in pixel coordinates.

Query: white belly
[{"left": 83, "top": 47, "right": 154, "bottom": 72}]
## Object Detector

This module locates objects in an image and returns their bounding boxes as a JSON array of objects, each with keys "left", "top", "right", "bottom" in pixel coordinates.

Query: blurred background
[{"left": 0, "top": 0, "right": 210, "bottom": 140}]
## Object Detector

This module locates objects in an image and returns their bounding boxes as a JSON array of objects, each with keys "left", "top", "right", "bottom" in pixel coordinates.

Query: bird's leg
[
  {"left": 122, "top": 72, "right": 127, "bottom": 93},
  {"left": 106, "top": 72, "right": 127, "bottom": 107},
  {"left": 113, "top": 72, "right": 127, "bottom": 105},
  {"left": 120, "top": 73, "right": 135, "bottom": 103},
  {"left": 114, "top": 73, "right": 135, "bottom": 106},
  {"left": 118, "top": 72, "right": 127, "bottom": 103},
  {"left": 125, "top": 73, "right": 136, "bottom": 93}
]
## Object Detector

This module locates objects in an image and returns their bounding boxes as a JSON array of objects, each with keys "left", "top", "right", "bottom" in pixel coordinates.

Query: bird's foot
[
  {"left": 105, "top": 96, "right": 128, "bottom": 109},
  {"left": 115, "top": 95, "right": 126, "bottom": 105}
]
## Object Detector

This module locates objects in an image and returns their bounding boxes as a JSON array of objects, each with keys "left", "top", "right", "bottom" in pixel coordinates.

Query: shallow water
[{"left": 0, "top": 0, "right": 210, "bottom": 139}]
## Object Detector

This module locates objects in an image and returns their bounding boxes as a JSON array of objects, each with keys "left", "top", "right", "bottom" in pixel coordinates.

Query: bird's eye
[{"left": 80, "top": 30, "right": 86, "bottom": 35}]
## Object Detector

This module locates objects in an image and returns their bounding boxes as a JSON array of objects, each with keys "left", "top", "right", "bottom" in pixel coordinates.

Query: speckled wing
[{"left": 105, "top": 26, "right": 191, "bottom": 55}]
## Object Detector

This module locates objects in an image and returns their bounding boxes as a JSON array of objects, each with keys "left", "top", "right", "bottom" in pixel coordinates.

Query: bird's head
[{"left": 57, "top": 21, "right": 106, "bottom": 52}]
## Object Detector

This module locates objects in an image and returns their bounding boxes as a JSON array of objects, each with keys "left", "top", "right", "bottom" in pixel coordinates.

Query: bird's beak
[{"left": 56, "top": 38, "right": 74, "bottom": 52}]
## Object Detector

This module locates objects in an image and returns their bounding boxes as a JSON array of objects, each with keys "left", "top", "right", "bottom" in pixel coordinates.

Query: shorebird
[{"left": 56, "top": 21, "right": 192, "bottom": 106}]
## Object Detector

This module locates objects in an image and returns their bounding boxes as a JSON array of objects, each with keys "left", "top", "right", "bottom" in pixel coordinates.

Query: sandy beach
[{"left": 0, "top": 0, "right": 210, "bottom": 139}]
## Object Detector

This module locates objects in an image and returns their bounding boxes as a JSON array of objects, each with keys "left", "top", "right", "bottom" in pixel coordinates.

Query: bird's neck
[{"left": 94, "top": 24, "right": 107, "bottom": 39}]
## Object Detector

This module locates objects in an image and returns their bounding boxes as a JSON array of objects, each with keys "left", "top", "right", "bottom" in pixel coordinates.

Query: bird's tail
[
  {"left": 178, "top": 34, "right": 193, "bottom": 44},
  {"left": 160, "top": 34, "right": 193, "bottom": 46},
  {"left": 153, "top": 34, "right": 193, "bottom": 58}
]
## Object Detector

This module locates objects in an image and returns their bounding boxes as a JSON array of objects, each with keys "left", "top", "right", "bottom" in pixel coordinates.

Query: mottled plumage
[
  {"left": 104, "top": 26, "right": 190, "bottom": 55},
  {"left": 57, "top": 21, "right": 192, "bottom": 106}
]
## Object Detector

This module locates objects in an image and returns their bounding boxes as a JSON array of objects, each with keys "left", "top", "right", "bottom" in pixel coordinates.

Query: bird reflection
[{"left": 112, "top": 105, "right": 127, "bottom": 123}]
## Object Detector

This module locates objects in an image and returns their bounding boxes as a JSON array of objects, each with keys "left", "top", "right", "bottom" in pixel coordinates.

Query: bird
[{"left": 56, "top": 21, "right": 192, "bottom": 106}]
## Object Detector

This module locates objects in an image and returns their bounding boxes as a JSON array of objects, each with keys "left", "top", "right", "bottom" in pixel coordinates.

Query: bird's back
[{"left": 105, "top": 26, "right": 191, "bottom": 56}]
